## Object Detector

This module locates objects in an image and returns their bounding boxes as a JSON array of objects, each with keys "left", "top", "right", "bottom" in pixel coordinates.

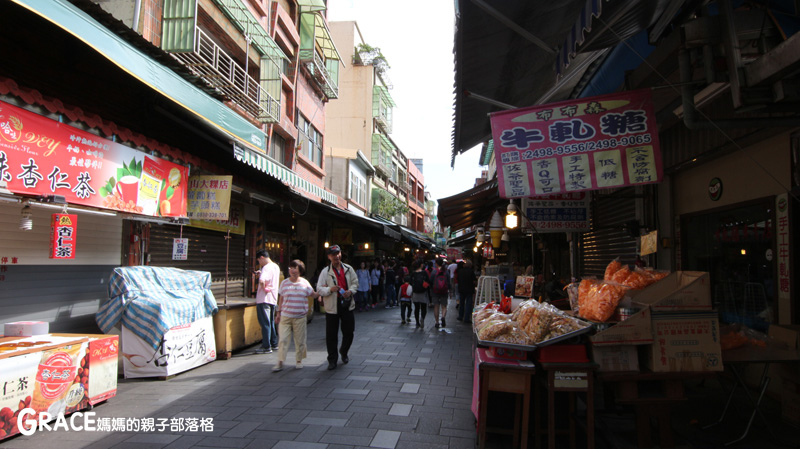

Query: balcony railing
[
  {"left": 398, "top": 180, "right": 410, "bottom": 193},
  {"left": 299, "top": 50, "right": 339, "bottom": 99},
  {"left": 170, "top": 27, "right": 279, "bottom": 123}
]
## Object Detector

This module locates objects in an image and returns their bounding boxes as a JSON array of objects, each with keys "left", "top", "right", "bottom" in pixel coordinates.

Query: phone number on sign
[
  {"left": 520, "top": 134, "right": 653, "bottom": 159},
  {"left": 531, "top": 221, "right": 590, "bottom": 229}
]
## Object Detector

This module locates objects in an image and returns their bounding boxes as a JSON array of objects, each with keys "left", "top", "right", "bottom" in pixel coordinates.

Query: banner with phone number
[
  {"left": 0, "top": 100, "right": 188, "bottom": 216},
  {"left": 490, "top": 89, "right": 662, "bottom": 199}
]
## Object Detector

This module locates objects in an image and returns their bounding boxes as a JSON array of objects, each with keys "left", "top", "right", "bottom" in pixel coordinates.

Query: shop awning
[
  {"left": 437, "top": 179, "right": 506, "bottom": 231},
  {"left": 297, "top": 0, "right": 327, "bottom": 13},
  {"left": 13, "top": 0, "right": 268, "bottom": 153},
  {"left": 452, "top": 0, "right": 670, "bottom": 162},
  {"left": 309, "top": 202, "right": 402, "bottom": 242},
  {"left": 300, "top": 11, "right": 343, "bottom": 63},
  {"left": 234, "top": 144, "right": 338, "bottom": 204},
  {"left": 447, "top": 230, "right": 477, "bottom": 248}
]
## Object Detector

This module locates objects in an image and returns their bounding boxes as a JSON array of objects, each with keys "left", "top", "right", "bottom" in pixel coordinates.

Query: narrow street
[{"left": 1, "top": 303, "right": 795, "bottom": 449}]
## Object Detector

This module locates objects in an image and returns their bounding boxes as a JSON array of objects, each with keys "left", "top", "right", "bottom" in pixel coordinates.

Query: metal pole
[{"left": 224, "top": 229, "right": 230, "bottom": 305}]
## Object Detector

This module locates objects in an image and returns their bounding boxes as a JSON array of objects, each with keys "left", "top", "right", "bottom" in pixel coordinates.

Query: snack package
[
  {"left": 604, "top": 258, "right": 622, "bottom": 281},
  {"left": 493, "top": 326, "right": 532, "bottom": 345},
  {"left": 578, "top": 281, "right": 629, "bottom": 322},
  {"left": 477, "top": 317, "right": 514, "bottom": 341}
]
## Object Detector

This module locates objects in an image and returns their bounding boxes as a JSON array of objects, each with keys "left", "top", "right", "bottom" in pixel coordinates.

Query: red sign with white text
[
  {"left": 490, "top": 89, "right": 662, "bottom": 198},
  {"left": 0, "top": 100, "right": 188, "bottom": 216},
  {"left": 50, "top": 213, "right": 77, "bottom": 259}
]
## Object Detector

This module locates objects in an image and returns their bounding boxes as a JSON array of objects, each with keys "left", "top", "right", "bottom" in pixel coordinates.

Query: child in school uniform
[{"left": 398, "top": 281, "right": 413, "bottom": 324}]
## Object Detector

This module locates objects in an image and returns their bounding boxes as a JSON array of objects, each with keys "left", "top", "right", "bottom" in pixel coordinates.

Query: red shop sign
[
  {"left": 0, "top": 100, "right": 188, "bottom": 217},
  {"left": 50, "top": 213, "right": 77, "bottom": 259}
]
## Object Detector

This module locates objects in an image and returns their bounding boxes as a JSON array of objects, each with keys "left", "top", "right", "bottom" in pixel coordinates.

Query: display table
[
  {"left": 213, "top": 298, "right": 262, "bottom": 359},
  {"left": 535, "top": 362, "right": 596, "bottom": 449},
  {"left": 472, "top": 347, "right": 535, "bottom": 449},
  {"left": 598, "top": 370, "right": 714, "bottom": 448},
  {"left": 705, "top": 345, "right": 800, "bottom": 446}
]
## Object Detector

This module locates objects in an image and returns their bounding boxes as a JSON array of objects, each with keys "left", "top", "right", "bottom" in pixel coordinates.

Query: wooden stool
[
  {"left": 535, "top": 362, "right": 596, "bottom": 449},
  {"left": 475, "top": 348, "right": 535, "bottom": 449}
]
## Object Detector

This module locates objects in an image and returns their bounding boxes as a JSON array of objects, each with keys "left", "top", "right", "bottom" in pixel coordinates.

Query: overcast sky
[{"left": 327, "top": 0, "right": 485, "bottom": 204}]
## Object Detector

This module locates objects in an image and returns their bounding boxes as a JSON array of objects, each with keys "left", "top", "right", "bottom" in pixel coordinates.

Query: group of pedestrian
[
  {"left": 254, "top": 247, "right": 479, "bottom": 373},
  {"left": 254, "top": 245, "right": 354, "bottom": 372},
  {"left": 354, "top": 258, "right": 403, "bottom": 311}
]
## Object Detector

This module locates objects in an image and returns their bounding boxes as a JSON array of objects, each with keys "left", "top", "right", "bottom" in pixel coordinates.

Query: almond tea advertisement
[{"left": 0, "top": 100, "right": 188, "bottom": 217}]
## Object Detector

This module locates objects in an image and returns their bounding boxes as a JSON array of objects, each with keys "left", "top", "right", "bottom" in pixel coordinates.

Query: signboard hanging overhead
[{"left": 490, "top": 89, "right": 662, "bottom": 198}]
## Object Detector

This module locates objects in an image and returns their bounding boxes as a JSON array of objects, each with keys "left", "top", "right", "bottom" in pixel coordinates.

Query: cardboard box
[
  {"left": 645, "top": 313, "right": 723, "bottom": 372},
  {"left": 592, "top": 345, "right": 639, "bottom": 372},
  {"left": 769, "top": 324, "right": 800, "bottom": 350},
  {"left": 782, "top": 376, "right": 800, "bottom": 427},
  {"left": 4, "top": 321, "right": 49, "bottom": 337},
  {"left": 590, "top": 306, "right": 653, "bottom": 346},
  {"left": 629, "top": 271, "right": 711, "bottom": 312}
]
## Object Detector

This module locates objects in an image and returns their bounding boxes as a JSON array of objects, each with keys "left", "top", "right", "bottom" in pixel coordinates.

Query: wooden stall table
[
  {"left": 535, "top": 362, "right": 596, "bottom": 449},
  {"left": 472, "top": 347, "right": 536, "bottom": 449},
  {"left": 213, "top": 297, "right": 262, "bottom": 359},
  {"left": 597, "top": 370, "right": 714, "bottom": 448},
  {"left": 704, "top": 344, "right": 800, "bottom": 446}
]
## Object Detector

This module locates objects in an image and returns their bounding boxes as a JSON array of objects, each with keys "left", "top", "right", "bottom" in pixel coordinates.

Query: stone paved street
[{"left": 1, "top": 302, "right": 797, "bottom": 449}]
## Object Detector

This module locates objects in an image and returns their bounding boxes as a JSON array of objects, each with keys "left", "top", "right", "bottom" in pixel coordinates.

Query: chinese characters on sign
[
  {"left": 186, "top": 175, "right": 233, "bottom": 220},
  {"left": 172, "top": 238, "right": 189, "bottom": 261},
  {"left": 776, "top": 194, "right": 791, "bottom": 312},
  {"left": 490, "top": 89, "right": 662, "bottom": 198},
  {"left": 0, "top": 100, "right": 188, "bottom": 217},
  {"left": 522, "top": 192, "right": 590, "bottom": 233},
  {"left": 0, "top": 255, "right": 17, "bottom": 282},
  {"left": 50, "top": 214, "right": 77, "bottom": 260}
]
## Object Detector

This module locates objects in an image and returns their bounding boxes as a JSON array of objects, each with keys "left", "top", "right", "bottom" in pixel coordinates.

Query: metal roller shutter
[
  {"left": 147, "top": 223, "right": 246, "bottom": 297},
  {"left": 579, "top": 188, "right": 638, "bottom": 278}
]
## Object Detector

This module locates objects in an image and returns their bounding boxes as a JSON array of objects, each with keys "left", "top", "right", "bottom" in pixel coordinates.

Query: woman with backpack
[
  {"left": 430, "top": 258, "right": 450, "bottom": 328},
  {"left": 409, "top": 260, "right": 429, "bottom": 328}
]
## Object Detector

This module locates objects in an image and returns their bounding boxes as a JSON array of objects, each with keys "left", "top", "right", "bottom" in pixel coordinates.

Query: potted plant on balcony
[{"left": 355, "top": 43, "right": 390, "bottom": 76}]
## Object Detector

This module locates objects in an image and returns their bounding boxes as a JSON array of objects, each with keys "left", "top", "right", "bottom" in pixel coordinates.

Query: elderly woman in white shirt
[{"left": 273, "top": 259, "right": 318, "bottom": 372}]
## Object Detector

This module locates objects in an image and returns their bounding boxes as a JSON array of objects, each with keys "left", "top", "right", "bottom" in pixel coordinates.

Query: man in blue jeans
[
  {"left": 255, "top": 249, "right": 280, "bottom": 353},
  {"left": 384, "top": 261, "right": 398, "bottom": 308}
]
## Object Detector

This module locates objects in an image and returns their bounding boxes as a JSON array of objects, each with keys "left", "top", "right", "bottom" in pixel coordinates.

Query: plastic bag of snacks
[
  {"left": 477, "top": 316, "right": 514, "bottom": 341},
  {"left": 578, "top": 281, "right": 629, "bottom": 322}
]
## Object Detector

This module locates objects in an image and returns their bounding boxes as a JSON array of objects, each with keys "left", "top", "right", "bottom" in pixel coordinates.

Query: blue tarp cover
[{"left": 96, "top": 266, "right": 218, "bottom": 350}]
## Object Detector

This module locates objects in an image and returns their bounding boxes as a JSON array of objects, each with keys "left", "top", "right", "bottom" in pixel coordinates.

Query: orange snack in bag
[
  {"left": 604, "top": 259, "right": 622, "bottom": 281},
  {"left": 610, "top": 265, "right": 631, "bottom": 285}
]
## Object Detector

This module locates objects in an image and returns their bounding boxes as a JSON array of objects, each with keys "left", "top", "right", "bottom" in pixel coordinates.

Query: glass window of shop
[{"left": 681, "top": 198, "right": 775, "bottom": 331}]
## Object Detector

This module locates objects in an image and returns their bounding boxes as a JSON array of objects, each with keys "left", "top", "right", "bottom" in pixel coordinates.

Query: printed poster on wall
[
  {"left": 490, "top": 89, "right": 662, "bottom": 198},
  {"left": 0, "top": 100, "right": 188, "bottom": 216},
  {"left": 186, "top": 175, "right": 233, "bottom": 220}
]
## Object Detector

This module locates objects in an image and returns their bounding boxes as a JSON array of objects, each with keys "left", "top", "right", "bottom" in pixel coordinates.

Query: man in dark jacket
[{"left": 456, "top": 260, "right": 477, "bottom": 323}]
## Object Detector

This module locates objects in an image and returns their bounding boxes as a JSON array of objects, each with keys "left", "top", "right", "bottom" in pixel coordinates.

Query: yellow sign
[
  {"left": 187, "top": 175, "right": 233, "bottom": 220},
  {"left": 331, "top": 228, "right": 353, "bottom": 245},
  {"left": 640, "top": 230, "right": 658, "bottom": 256},
  {"left": 189, "top": 202, "right": 245, "bottom": 235}
]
